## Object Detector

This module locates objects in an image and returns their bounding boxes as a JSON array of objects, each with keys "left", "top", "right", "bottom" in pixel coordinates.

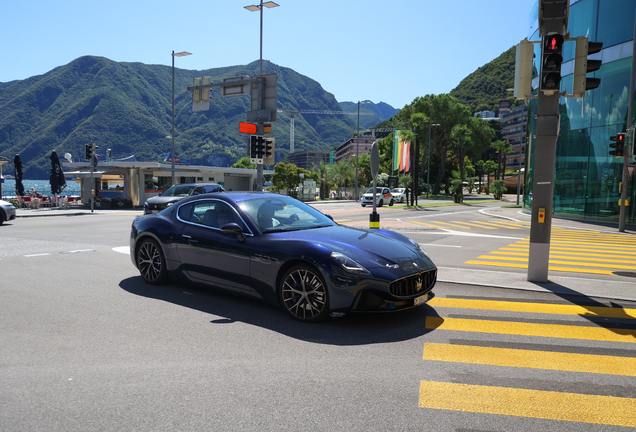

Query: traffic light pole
[
  {"left": 528, "top": 92, "right": 560, "bottom": 282},
  {"left": 527, "top": 1, "right": 566, "bottom": 283}
]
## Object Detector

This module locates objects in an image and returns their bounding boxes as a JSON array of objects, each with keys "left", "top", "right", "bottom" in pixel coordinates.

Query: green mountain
[
  {"left": 0, "top": 56, "right": 387, "bottom": 179},
  {"left": 449, "top": 45, "right": 524, "bottom": 114},
  {"left": 338, "top": 101, "right": 398, "bottom": 129}
]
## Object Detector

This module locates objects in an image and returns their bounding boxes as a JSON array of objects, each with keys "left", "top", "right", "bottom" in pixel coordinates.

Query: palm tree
[
  {"left": 491, "top": 140, "right": 513, "bottom": 180},
  {"left": 311, "top": 161, "right": 332, "bottom": 199}
]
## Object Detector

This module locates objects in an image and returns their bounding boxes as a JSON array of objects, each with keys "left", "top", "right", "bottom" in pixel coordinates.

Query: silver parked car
[
  {"left": 0, "top": 199, "right": 17, "bottom": 225},
  {"left": 390, "top": 188, "right": 407, "bottom": 203}
]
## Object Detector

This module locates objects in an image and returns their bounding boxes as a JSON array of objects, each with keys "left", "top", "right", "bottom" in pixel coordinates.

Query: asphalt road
[{"left": 1, "top": 208, "right": 635, "bottom": 430}]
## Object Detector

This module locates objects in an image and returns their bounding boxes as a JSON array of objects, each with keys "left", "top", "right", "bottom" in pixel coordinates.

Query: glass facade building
[{"left": 525, "top": 0, "right": 636, "bottom": 224}]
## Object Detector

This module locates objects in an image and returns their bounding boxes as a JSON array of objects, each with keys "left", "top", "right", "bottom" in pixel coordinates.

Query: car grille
[{"left": 390, "top": 269, "right": 437, "bottom": 297}]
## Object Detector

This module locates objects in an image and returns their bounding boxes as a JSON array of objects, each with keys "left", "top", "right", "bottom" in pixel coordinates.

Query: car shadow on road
[
  {"left": 119, "top": 276, "right": 442, "bottom": 346},
  {"left": 528, "top": 281, "right": 636, "bottom": 340}
]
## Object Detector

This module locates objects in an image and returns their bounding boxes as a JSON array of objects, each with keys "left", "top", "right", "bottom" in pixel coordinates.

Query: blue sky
[{"left": 2, "top": 0, "right": 537, "bottom": 109}]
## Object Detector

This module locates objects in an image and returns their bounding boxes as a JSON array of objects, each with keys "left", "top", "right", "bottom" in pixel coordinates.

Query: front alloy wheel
[
  {"left": 136, "top": 238, "right": 168, "bottom": 285},
  {"left": 280, "top": 264, "right": 329, "bottom": 322}
]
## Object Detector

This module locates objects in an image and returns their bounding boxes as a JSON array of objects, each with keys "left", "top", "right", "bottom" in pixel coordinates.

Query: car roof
[{"left": 177, "top": 191, "right": 289, "bottom": 206}]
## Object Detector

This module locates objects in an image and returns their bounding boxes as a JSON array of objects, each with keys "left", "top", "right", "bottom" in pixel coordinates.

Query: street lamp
[
  {"left": 426, "top": 123, "right": 440, "bottom": 199},
  {"left": 244, "top": 1, "right": 279, "bottom": 77},
  {"left": 355, "top": 100, "right": 373, "bottom": 201},
  {"left": 171, "top": 50, "right": 192, "bottom": 186},
  {"left": 244, "top": 1, "right": 279, "bottom": 191}
]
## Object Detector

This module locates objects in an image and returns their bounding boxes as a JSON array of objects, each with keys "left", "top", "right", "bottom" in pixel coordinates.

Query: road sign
[
  {"left": 627, "top": 165, "right": 635, "bottom": 180},
  {"left": 248, "top": 73, "right": 277, "bottom": 123},
  {"left": 222, "top": 76, "right": 250, "bottom": 97},
  {"left": 240, "top": 122, "right": 258, "bottom": 134},
  {"left": 370, "top": 141, "right": 379, "bottom": 179}
]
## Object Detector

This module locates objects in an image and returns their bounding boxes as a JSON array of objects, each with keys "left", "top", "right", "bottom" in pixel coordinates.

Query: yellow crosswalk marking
[
  {"left": 425, "top": 316, "right": 636, "bottom": 342},
  {"left": 449, "top": 221, "right": 496, "bottom": 229},
  {"left": 477, "top": 254, "right": 636, "bottom": 270},
  {"left": 419, "top": 381, "right": 636, "bottom": 427},
  {"left": 408, "top": 221, "right": 473, "bottom": 229},
  {"left": 422, "top": 343, "right": 636, "bottom": 376},
  {"left": 464, "top": 260, "right": 614, "bottom": 274},
  {"left": 427, "top": 297, "right": 636, "bottom": 319}
]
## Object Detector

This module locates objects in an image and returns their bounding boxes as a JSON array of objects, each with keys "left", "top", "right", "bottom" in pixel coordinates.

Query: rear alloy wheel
[
  {"left": 136, "top": 238, "right": 168, "bottom": 285},
  {"left": 378, "top": 199, "right": 384, "bottom": 207},
  {"left": 389, "top": 199, "right": 395, "bottom": 206},
  {"left": 280, "top": 264, "right": 329, "bottom": 322}
]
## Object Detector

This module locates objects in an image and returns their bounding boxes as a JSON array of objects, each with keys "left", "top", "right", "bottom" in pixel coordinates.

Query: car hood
[{"left": 276, "top": 225, "right": 432, "bottom": 269}]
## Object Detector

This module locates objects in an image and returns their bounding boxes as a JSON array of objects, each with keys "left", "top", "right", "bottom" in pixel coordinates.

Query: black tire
[
  {"left": 361, "top": 204, "right": 366, "bottom": 207},
  {"left": 136, "top": 238, "right": 168, "bottom": 285},
  {"left": 279, "top": 264, "right": 329, "bottom": 322},
  {"left": 0, "top": 210, "right": 5, "bottom": 225},
  {"left": 378, "top": 199, "right": 383, "bottom": 207},
  {"left": 389, "top": 199, "right": 395, "bottom": 206}
]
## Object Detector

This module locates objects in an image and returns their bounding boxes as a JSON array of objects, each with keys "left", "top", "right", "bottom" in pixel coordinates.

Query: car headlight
[
  {"left": 409, "top": 238, "right": 429, "bottom": 257},
  {"left": 330, "top": 252, "right": 371, "bottom": 275},
  {"left": 165, "top": 202, "right": 174, "bottom": 207}
]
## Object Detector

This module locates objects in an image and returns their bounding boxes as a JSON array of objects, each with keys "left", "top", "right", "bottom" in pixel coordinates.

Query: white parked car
[
  {"left": 390, "top": 188, "right": 407, "bottom": 203},
  {"left": 360, "top": 187, "right": 394, "bottom": 207},
  {"left": 0, "top": 199, "right": 17, "bottom": 225}
]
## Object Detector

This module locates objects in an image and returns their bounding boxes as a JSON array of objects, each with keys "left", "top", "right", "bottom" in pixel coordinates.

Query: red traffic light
[{"left": 543, "top": 34, "right": 563, "bottom": 53}]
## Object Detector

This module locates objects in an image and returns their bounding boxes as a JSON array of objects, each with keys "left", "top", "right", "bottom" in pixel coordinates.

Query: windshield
[
  {"left": 160, "top": 185, "right": 194, "bottom": 197},
  {"left": 365, "top": 188, "right": 383, "bottom": 194},
  {"left": 391, "top": 188, "right": 405, "bottom": 193},
  {"left": 239, "top": 197, "right": 336, "bottom": 233}
]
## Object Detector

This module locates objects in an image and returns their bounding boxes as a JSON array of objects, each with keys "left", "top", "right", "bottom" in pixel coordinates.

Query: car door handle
[{"left": 182, "top": 235, "right": 198, "bottom": 244}]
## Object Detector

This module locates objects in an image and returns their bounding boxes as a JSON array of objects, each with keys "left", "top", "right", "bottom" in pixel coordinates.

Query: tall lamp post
[
  {"left": 244, "top": 1, "right": 279, "bottom": 191},
  {"left": 355, "top": 100, "right": 373, "bottom": 200},
  {"left": 171, "top": 50, "right": 192, "bottom": 186}
]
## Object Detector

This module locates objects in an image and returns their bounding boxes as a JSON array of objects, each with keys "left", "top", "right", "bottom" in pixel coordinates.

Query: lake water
[{"left": 1, "top": 179, "right": 82, "bottom": 199}]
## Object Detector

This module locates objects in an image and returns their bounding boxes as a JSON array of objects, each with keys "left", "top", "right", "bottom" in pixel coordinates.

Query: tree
[
  {"left": 475, "top": 160, "right": 485, "bottom": 194},
  {"left": 311, "top": 161, "right": 333, "bottom": 199},
  {"left": 330, "top": 159, "right": 355, "bottom": 198},
  {"left": 484, "top": 160, "right": 498, "bottom": 193},
  {"left": 272, "top": 161, "right": 311, "bottom": 197},
  {"left": 232, "top": 157, "right": 256, "bottom": 169},
  {"left": 491, "top": 139, "right": 513, "bottom": 180}
]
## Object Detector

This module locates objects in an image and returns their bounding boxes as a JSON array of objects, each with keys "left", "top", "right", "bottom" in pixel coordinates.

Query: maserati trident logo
[{"left": 415, "top": 274, "right": 423, "bottom": 292}]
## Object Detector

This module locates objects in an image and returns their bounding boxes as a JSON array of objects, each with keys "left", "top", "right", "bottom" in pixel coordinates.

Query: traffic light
[
  {"left": 609, "top": 133, "right": 626, "bottom": 158},
  {"left": 249, "top": 135, "right": 265, "bottom": 163},
  {"left": 514, "top": 38, "right": 535, "bottom": 100},
  {"left": 572, "top": 36, "right": 603, "bottom": 97},
  {"left": 85, "top": 144, "right": 92, "bottom": 160},
  {"left": 263, "top": 137, "right": 275, "bottom": 165},
  {"left": 540, "top": 33, "right": 564, "bottom": 95},
  {"left": 192, "top": 77, "right": 202, "bottom": 103},
  {"left": 201, "top": 76, "right": 211, "bottom": 103},
  {"left": 91, "top": 142, "right": 99, "bottom": 168}
]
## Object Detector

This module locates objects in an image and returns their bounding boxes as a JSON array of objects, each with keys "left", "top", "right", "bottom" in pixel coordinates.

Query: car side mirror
[
  {"left": 325, "top": 214, "right": 334, "bottom": 221},
  {"left": 221, "top": 222, "right": 246, "bottom": 242}
]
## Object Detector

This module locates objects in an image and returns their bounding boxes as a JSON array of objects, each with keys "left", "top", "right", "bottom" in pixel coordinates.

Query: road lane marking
[
  {"left": 427, "top": 297, "right": 636, "bottom": 319},
  {"left": 422, "top": 343, "right": 636, "bottom": 376},
  {"left": 418, "top": 381, "right": 636, "bottom": 427},
  {"left": 477, "top": 254, "right": 636, "bottom": 270},
  {"left": 113, "top": 247, "right": 130, "bottom": 254},
  {"left": 425, "top": 316, "right": 636, "bottom": 343},
  {"left": 24, "top": 253, "right": 51, "bottom": 257}
]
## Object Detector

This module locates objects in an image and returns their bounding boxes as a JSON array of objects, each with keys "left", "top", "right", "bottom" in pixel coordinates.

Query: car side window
[
  {"left": 192, "top": 187, "right": 206, "bottom": 195},
  {"left": 178, "top": 203, "right": 194, "bottom": 222},
  {"left": 190, "top": 201, "right": 248, "bottom": 231},
  {"left": 204, "top": 185, "right": 223, "bottom": 193}
]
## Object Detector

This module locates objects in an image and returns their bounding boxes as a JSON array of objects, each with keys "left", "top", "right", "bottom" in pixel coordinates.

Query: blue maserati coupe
[{"left": 130, "top": 192, "right": 437, "bottom": 322}]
